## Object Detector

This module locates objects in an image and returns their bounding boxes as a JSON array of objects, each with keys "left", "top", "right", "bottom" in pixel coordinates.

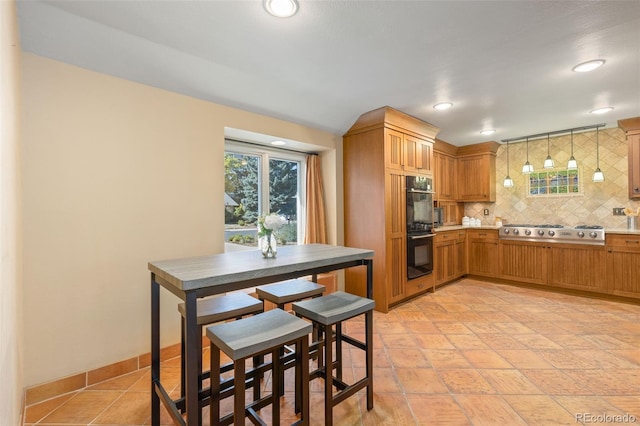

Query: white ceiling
[{"left": 16, "top": 0, "right": 640, "bottom": 146}]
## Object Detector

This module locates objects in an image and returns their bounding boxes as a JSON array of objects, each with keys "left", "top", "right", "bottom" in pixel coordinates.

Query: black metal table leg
[{"left": 151, "top": 274, "right": 160, "bottom": 426}]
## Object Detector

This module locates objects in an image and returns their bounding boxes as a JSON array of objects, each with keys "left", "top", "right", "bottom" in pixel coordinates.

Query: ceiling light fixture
[
  {"left": 593, "top": 127, "right": 604, "bottom": 182},
  {"left": 572, "top": 59, "right": 605, "bottom": 73},
  {"left": 480, "top": 129, "right": 496, "bottom": 135},
  {"left": 263, "top": 0, "right": 298, "bottom": 18},
  {"left": 567, "top": 130, "right": 578, "bottom": 170},
  {"left": 590, "top": 107, "right": 614, "bottom": 115},
  {"left": 503, "top": 141, "right": 514, "bottom": 188},
  {"left": 522, "top": 137, "right": 534, "bottom": 174},
  {"left": 543, "top": 134, "right": 555, "bottom": 169},
  {"left": 271, "top": 140, "right": 286, "bottom": 146},
  {"left": 433, "top": 102, "right": 453, "bottom": 111}
]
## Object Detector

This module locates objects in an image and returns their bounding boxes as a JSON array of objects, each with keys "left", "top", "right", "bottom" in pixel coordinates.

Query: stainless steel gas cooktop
[{"left": 499, "top": 224, "right": 605, "bottom": 245}]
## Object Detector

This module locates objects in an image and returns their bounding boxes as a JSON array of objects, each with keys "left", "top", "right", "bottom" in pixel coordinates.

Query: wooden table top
[{"left": 148, "top": 244, "right": 374, "bottom": 292}]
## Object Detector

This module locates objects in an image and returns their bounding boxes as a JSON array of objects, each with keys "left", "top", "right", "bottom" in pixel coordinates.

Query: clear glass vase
[{"left": 259, "top": 232, "right": 277, "bottom": 258}]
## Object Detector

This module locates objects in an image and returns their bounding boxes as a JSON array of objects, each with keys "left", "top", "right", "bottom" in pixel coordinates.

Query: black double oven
[{"left": 406, "top": 175, "right": 435, "bottom": 279}]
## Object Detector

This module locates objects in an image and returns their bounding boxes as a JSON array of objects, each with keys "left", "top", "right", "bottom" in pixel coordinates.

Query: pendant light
[
  {"left": 567, "top": 130, "right": 578, "bottom": 170},
  {"left": 543, "top": 134, "right": 555, "bottom": 168},
  {"left": 592, "top": 127, "right": 605, "bottom": 182},
  {"left": 503, "top": 141, "right": 514, "bottom": 188},
  {"left": 522, "top": 137, "right": 534, "bottom": 174}
]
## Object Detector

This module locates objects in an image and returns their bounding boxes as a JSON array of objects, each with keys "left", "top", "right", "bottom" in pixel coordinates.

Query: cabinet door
[
  {"left": 457, "top": 154, "right": 495, "bottom": 202},
  {"left": 629, "top": 134, "right": 640, "bottom": 199},
  {"left": 467, "top": 231, "right": 499, "bottom": 277},
  {"left": 416, "top": 139, "right": 433, "bottom": 173},
  {"left": 549, "top": 244, "right": 606, "bottom": 292},
  {"left": 434, "top": 235, "right": 455, "bottom": 286},
  {"left": 499, "top": 240, "right": 548, "bottom": 285},
  {"left": 386, "top": 172, "right": 406, "bottom": 303},
  {"left": 435, "top": 152, "right": 457, "bottom": 200},
  {"left": 606, "top": 235, "right": 640, "bottom": 298},
  {"left": 454, "top": 236, "right": 466, "bottom": 278},
  {"left": 385, "top": 129, "right": 404, "bottom": 171}
]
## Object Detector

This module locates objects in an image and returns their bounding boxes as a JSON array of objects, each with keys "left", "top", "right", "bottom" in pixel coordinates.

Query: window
[
  {"left": 526, "top": 168, "right": 582, "bottom": 197},
  {"left": 224, "top": 141, "right": 306, "bottom": 249}
]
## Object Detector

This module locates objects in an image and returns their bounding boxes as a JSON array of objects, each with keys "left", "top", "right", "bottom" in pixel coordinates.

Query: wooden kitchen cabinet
[
  {"left": 618, "top": 117, "right": 640, "bottom": 199},
  {"left": 434, "top": 151, "right": 457, "bottom": 200},
  {"left": 456, "top": 142, "right": 499, "bottom": 202},
  {"left": 385, "top": 129, "right": 434, "bottom": 175},
  {"left": 434, "top": 230, "right": 466, "bottom": 286},
  {"left": 606, "top": 234, "right": 640, "bottom": 299},
  {"left": 499, "top": 240, "right": 548, "bottom": 285},
  {"left": 437, "top": 200, "right": 464, "bottom": 226},
  {"left": 548, "top": 243, "right": 606, "bottom": 293},
  {"left": 466, "top": 229, "right": 499, "bottom": 277},
  {"left": 343, "top": 106, "right": 439, "bottom": 312}
]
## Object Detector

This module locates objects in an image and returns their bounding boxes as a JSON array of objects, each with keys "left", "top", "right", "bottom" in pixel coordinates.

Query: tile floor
[{"left": 23, "top": 278, "right": 640, "bottom": 425}]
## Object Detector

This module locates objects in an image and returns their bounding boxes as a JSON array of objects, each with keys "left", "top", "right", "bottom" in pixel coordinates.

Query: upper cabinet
[
  {"left": 618, "top": 117, "right": 640, "bottom": 199},
  {"left": 456, "top": 142, "right": 500, "bottom": 202},
  {"left": 434, "top": 139, "right": 458, "bottom": 201}
]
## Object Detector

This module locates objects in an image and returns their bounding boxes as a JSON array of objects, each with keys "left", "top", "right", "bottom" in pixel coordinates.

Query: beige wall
[
  {"left": 1, "top": 0, "right": 23, "bottom": 424},
  {"left": 21, "top": 53, "right": 340, "bottom": 387},
  {"left": 466, "top": 128, "right": 640, "bottom": 226}
]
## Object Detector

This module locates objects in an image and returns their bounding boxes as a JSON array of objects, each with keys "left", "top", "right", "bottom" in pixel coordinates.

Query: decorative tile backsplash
[{"left": 465, "top": 127, "right": 640, "bottom": 228}]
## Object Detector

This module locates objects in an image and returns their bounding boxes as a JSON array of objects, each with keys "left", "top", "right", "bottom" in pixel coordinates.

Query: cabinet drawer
[
  {"left": 466, "top": 229, "right": 498, "bottom": 241},
  {"left": 406, "top": 274, "right": 433, "bottom": 296},
  {"left": 606, "top": 234, "right": 640, "bottom": 251},
  {"left": 435, "top": 231, "right": 456, "bottom": 243}
]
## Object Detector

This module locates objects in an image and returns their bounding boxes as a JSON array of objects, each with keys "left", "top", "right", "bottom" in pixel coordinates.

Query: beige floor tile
[
  {"left": 479, "top": 369, "right": 542, "bottom": 394},
  {"left": 455, "top": 394, "right": 527, "bottom": 425},
  {"left": 439, "top": 369, "right": 495, "bottom": 394},
  {"left": 395, "top": 368, "right": 448, "bottom": 394},
  {"left": 407, "top": 394, "right": 470, "bottom": 425},
  {"left": 23, "top": 392, "right": 78, "bottom": 424},
  {"left": 496, "top": 349, "right": 554, "bottom": 369},
  {"left": 387, "top": 348, "right": 430, "bottom": 368},
  {"left": 422, "top": 349, "right": 472, "bottom": 369},
  {"left": 461, "top": 350, "right": 512, "bottom": 369},
  {"left": 360, "top": 393, "right": 414, "bottom": 425},
  {"left": 503, "top": 394, "right": 575, "bottom": 425},
  {"left": 40, "top": 390, "right": 122, "bottom": 424},
  {"left": 447, "top": 334, "right": 490, "bottom": 350}
]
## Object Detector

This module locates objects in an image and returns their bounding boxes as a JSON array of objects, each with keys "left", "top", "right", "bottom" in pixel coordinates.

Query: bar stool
[
  {"left": 207, "top": 308, "right": 312, "bottom": 426},
  {"left": 256, "top": 279, "right": 325, "bottom": 394},
  {"left": 292, "top": 291, "right": 375, "bottom": 426},
  {"left": 177, "top": 292, "right": 263, "bottom": 418}
]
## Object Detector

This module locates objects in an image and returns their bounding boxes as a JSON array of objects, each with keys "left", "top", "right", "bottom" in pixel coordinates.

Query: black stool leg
[
  {"left": 366, "top": 309, "right": 374, "bottom": 410},
  {"left": 271, "top": 347, "right": 281, "bottom": 425},
  {"left": 180, "top": 317, "right": 186, "bottom": 412},
  {"left": 210, "top": 343, "right": 221, "bottom": 425},
  {"left": 324, "top": 323, "right": 333, "bottom": 426},
  {"left": 233, "top": 358, "right": 246, "bottom": 426},
  {"left": 336, "top": 322, "right": 343, "bottom": 381}
]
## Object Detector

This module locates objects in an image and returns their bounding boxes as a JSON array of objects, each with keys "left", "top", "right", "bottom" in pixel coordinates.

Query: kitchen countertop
[{"left": 435, "top": 225, "right": 640, "bottom": 235}]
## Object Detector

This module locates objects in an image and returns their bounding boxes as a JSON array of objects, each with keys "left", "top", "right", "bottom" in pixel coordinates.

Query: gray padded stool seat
[
  {"left": 177, "top": 292, "right": 263, "bottom": 418},
  {"left": 256, "top": 279, "right": 325, "bottom": 309},
  {"left": 292, "top": 291, "right": 375, "bottom": 426},
  {"left": 207, "top": 308, "right": 312, "bottom": 426}
]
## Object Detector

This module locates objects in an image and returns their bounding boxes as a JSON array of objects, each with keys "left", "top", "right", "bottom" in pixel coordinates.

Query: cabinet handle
[
  {"left": 635, "top": 187, "right": 640, "bottom": 193},
  {"left": 625, "top": 240, "right": 640, "bottom": 244},
  {"left": 608, "top": 249, "right": 613, "bottom": 253},
  {"left": 478, "top": 233, "right": 487, "bottom": 236}
]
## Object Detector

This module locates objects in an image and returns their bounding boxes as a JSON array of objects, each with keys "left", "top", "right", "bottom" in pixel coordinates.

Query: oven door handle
[
  {"left": 407, "top": 189, "right": 435, "bottom": 194},
  {"left": 409, "top": 234, "right": 436, "bottom": 240}
]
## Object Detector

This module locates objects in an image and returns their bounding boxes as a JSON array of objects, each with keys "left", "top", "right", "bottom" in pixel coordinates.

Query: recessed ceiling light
[
  {"left": 433, "top": 102, "right": 453, "bottom": 111},
  {"left": 590, "top": 107, "right": 614, "bottom": 115},
  {"left": 271, "top": 140, "right": 286, "bottom": 146},
  {"left": 572, "top": 59, "right": 605, "bottom": 73},
  {"left": 480, "top": 129, "right": 496, "bottom": 135},
  {"left": 264, "top": 0, "right": 298, "bottom": 18}
]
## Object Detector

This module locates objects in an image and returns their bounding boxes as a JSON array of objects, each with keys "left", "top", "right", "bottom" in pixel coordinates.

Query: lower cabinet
[
  {"left": 467, "top": 229, "right": 499, "bottom": 277},
  {"left": 548, "top": 244, "right": 607, "bottom": 293},
  {"left": 499, "top": 240, "right": 548, "bottom": 285},
  {"left": 606, "top": 234, "right": 640, "bottom": 298},
  {"left": 434, "top": 230, "right": 466, "bottom": 286}
]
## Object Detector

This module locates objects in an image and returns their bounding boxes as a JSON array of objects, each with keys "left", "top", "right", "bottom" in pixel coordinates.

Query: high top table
[{"left": 148, "top": 244, "right": 374, "bottom": 426}]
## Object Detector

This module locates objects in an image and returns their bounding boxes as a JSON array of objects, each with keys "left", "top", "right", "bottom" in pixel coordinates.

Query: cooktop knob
[
  {"left": 513, "top": 229, "right": 520, "bottom": 235},
  {"left": 548, "top": 230, "right": 556, "bottom": 237},
  {"left": 589, "top": 231, "right": 598, "bottom": 238},
  {"left": 578, "top": 231, "right": 585, "bottom": 238},
  {"left": 504, "top": 229, "right": 510, "bottom": 234},
  {"left": 525, "top": 229, "right": 532, "bottom": 236},
  {"left": 537, "top": 230, "right": 545, "bottom": 236}
]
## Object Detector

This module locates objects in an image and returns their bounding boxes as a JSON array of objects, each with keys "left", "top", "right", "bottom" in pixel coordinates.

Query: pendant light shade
[
  {"left": 543, "top": 134, "right": 555, "bottom": 168},
  {"left": 503, "top": 141, "right": 514, "bottom": 187},
  {"left": 567, "top": 130, "right": 578, "bottom": 170},
  {"left": 522, "top": 137, "right": 534, "bottom": 174},
  {"left": 592, "top": 127, "right": 605, "bottom": 182}
]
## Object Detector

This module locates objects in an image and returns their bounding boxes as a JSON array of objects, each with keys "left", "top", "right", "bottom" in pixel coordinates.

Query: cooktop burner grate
[{"left": 575, "top": 225, "right": 604, "bottom": 229}]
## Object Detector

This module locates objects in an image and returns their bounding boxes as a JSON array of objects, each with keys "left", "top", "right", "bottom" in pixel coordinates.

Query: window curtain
[{"left": 304, "top": 154, "right": 327, "bottom": 244}]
